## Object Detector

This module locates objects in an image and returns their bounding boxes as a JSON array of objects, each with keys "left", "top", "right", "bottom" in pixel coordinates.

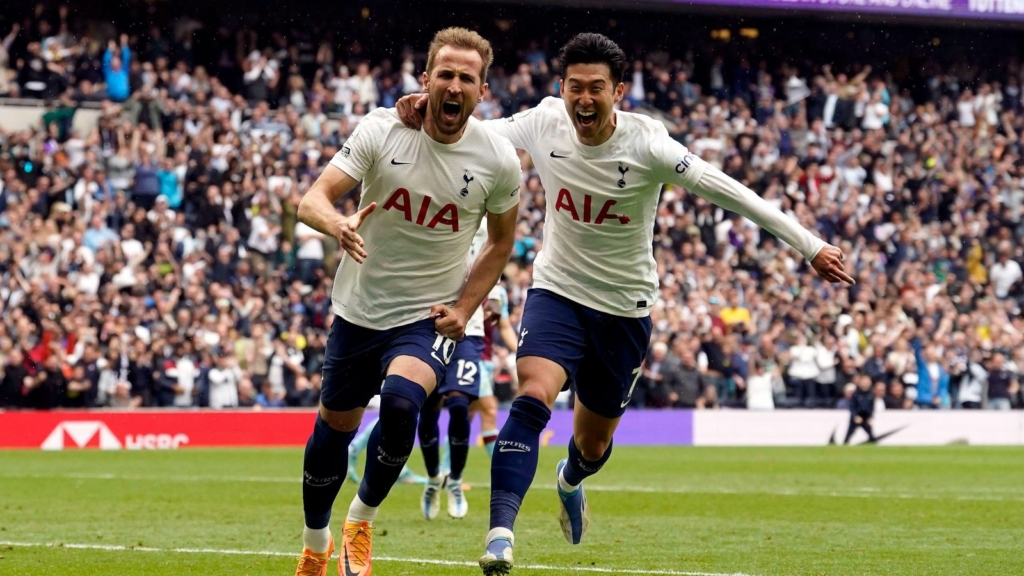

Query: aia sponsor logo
[
  {"left": 40, "top": 421, "right": 190, "bottom": 451},
  {"left": 382, "top": 188, "right": 460, "bottom": 231},
  {"left": 554, "top": 189, "right": 630, "bottom": 225}
]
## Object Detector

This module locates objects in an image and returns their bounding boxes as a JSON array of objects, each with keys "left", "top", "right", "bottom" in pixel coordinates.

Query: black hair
[{"left": 557, "top": 33, "right": 628, "bottom": 84}]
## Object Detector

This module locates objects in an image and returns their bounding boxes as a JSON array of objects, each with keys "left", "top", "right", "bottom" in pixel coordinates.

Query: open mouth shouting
[
  {"left": 576, "top": 109, "right": 597, "bottom": 128},
  {"left": 442, "top": 99, "right": 462, "bottom": 122}
]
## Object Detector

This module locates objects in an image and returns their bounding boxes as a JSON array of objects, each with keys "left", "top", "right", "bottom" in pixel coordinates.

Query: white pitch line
[
  {"left": 0, "top": 540, "right": 752, "bottom": 576},
  {"left": 3, "top": 472, "right": 1023, "bottom": 502}
]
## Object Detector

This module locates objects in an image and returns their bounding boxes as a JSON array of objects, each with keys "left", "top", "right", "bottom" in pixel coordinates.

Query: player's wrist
[{"left": 451, "top": 301, "right": 474, "bottom": 318}]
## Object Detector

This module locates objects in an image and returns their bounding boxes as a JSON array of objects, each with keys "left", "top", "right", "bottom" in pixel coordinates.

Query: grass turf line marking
[
  {"left": 0, "top": 541, "right": 752, "bottom": 576},
  {"left": 4, "top": 471, "right": 1023, "bottom": 501}
]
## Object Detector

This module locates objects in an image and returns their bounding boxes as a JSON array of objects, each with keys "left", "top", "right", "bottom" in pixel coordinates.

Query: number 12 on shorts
[
  {"left": 456, "top": 359, "right": 477, "bottom": 386},
  {"left": 621, "top": 366, "right": 642, "bottom": 408}
]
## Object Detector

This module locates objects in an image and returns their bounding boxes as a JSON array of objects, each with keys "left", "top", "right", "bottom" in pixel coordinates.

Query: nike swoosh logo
[
  {"left": 859, "top": 425, "right": 909, "bottom": 445},
  {"left": 549, "top": 151, "right": 570, "bottom": 159},
  {"left": 431, "top": 352, "right": 445, "bottom": 365},
  {"left": 391, "top": 159, "right": 412, "bottom": 165},
  {"left": 498, "top": 446, "right": 527, "bottom": 453},
  {"left": 343, "top": 543, "right": 361, "bottom": 576}
]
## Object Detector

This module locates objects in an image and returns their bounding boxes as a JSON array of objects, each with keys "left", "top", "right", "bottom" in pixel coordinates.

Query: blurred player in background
[
  {"left": 432, "top": 241, "right": 521, "bottom": 478},
  {"left": 400, "top": 32, "right": 852, "bottom": 575},
  {"left": 293, "top": 27, "right": 521, "bottom": 576},
  {"left": 843, "top": 374, "right": 877, "bottom": 444},
  {"left": 475, "top": 276, "right": 519, "bottom": 454},
  {"left": 417, "top": 223, "right": 497, "bottom": 521}
]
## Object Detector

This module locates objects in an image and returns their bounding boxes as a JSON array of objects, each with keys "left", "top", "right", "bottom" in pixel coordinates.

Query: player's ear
[
  {"left": 614, "top": 82, "right": 625, "bottom": 105},
  {"left": 421, "top": 71, "right": 429, "bottom": 92},
  {"left": 479, "top": 82, "right": 488, "bottom": 103}
]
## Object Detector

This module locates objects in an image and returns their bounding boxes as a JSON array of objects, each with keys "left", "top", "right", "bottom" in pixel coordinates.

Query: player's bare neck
[{"left": 423, "top": 116, "right": 467, "bottom": 145}]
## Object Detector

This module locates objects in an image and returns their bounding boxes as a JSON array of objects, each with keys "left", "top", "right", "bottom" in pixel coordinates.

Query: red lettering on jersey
[
  {"left": 428, "top": 203, "right": 460, "bottom": 232},
  {"left": 555, "top": 188, "right": 580, "bottom": 221},
  {"left": 383, "top": 188, "right": 412, "bottom": 222},
  {"left": 382, "top": 189, "right": 460, "bottom": 232},
  {"left": 415, "top": 195, "right": 432, "bottom": 225},
  {"left": 556, "top": 189, "right": 630, "bottom": 225},
  {"left": 595, "top": 199, "right": 629, "bottom": 225}
]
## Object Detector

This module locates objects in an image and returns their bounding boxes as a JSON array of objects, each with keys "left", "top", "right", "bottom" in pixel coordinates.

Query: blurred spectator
[
  {"left": 958, "top": 350, "right": 988, "bottom": 409},
  {"left": 638, "top": 341, "right": 667, "bottom": 408},
  {"left": 913, "top": 337, "right": 950, "bottom": 409},
  {"left": 659, "top": 340, "right": 703, "bottom": 409},
  {"left": 103, "top": 35, "right": 131, "bottom": 102},
  {"left": 985, "top": 353, "right": 1019, "bottom": 410}
]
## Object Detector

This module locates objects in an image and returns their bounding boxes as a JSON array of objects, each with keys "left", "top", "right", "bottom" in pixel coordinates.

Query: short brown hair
[{"left": 426, "top": 27, "right": 494, "bottom": 83}]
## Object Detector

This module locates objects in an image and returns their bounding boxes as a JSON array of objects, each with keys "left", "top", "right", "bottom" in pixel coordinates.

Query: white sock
[
  {"left": 486, "top": 527, "right": 515, "bottom": 545},
  {"left": 347, "top": 494, "right": 378, "bottom": 524},
  {"left": 429, "top": 473, "right": 446, "bottom": 485},
  {"left": 302, "top": 526, "right": 332, "bottom": 554},
  {"left": 558, "top": 467, "right": 580, "bottom": 493}
]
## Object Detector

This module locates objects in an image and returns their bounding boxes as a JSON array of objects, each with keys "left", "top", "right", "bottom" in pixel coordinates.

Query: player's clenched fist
[
  {"left": 336, "top": 202, "right": 377, "bottom": 264},
  {"left": 431, "top": 303, "right": 468, "bottom": 340},
  {"left": 397, "top": 93, "right": 429, "bottom": 130},
  {"left": 810, "top": 244, "right": 856, "bottom": 285}
]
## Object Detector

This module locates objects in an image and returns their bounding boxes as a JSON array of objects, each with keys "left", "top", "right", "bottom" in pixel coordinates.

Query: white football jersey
[
  {"left": 329, "top": 108, "right": 521, "bottom": 330},
  {"left": 484, "top": 97, "right": 824, "bottom": 317}
]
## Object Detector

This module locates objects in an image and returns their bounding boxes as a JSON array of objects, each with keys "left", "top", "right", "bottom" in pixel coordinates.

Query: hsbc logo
[
  {"left": 42, "top": 421, "right": 122, "bottom": 450},
  {"left": 41, "top": 422, "right": 190, "bottom": 451}
]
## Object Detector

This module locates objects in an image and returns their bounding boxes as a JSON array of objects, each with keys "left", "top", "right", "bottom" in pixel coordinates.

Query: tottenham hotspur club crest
[
  {"left": 617, "top": 164, "right": 629, "bottom": 188},
  {"left": 460, "top": 171, "right": 474, "bottom": 197}
]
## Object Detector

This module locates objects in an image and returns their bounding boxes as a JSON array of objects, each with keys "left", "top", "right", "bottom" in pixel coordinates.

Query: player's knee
[
  {"left": 318, "top": 405, "right": 362, "bottom": 433},
  {"left": 574, "top": 433, "right": 612, "bottom": 461},
  {"left": 518, "top": 381, "right": 558, "bottom": 408},
  {"left": 379, "top": 376, "right": 429, "bottom": 435},
  {"left": 443, "top": 393, "right": 471, "bottom": 418}
]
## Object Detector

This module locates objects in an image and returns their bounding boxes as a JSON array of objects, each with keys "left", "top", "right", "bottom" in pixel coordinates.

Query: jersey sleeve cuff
[{"left": 328, "top": 156, "right": 364, "bottom": 182}]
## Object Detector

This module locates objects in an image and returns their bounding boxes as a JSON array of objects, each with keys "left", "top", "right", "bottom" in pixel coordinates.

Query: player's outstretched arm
[
  {"left": 298, "top": 165, "right": 377, "bottom": 264},
  {"left": 689, "top": 164, "right": 855, "bottom": 284},
  {"left": 433, "top": 206, "right": 518, "bottom": 339}
]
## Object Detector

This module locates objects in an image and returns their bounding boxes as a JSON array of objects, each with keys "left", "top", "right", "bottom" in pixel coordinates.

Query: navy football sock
[
  {"left": 302, "top": 414, "right": 357, "bottom": 529},
  {"left": 357, "top": 375, "right": 427, "bottom": 508},
  {"left": 444, "top": 394, "right": 471, "bottom": 480},
  {"left": 418, "top": 405, "right": 441, "bottom": 478},
  {"left": 562, "top": 435, "right": 613, "bottom": 487},
  {"left": 489, "top": 395, "right": 551, "bottom": 531}
]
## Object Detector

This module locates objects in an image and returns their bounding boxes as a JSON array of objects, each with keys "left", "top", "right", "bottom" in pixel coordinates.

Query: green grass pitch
[{"left": 1, "top": 446, "right": 1023, "bottom": 575}]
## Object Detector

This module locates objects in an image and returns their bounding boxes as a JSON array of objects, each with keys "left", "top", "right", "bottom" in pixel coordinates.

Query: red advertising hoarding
[{"left": 0, "top": 410, "right": 318, "bottom": 450}]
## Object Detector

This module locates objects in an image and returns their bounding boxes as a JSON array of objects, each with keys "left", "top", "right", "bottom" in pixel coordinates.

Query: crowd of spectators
[{"left": 2, "top": 6, "right": 1024, "bottom": 412}]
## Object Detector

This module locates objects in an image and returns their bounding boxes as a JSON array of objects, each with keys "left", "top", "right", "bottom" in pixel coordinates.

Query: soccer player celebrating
[
  {"left": 399, "top": 32, "right": 853, "bottom": 575},
  {"left": 293, "top": 28, "right": 521, "bottom": 576}
]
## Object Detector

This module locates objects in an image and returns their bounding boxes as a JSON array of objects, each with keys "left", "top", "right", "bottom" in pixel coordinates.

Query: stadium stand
[{"left": 2, "top": 2, "right": 1023, "bottom": 412}]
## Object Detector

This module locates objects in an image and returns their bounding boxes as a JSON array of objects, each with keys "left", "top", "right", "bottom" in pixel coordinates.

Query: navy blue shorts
[
  {"left": 320, "top": 315, "right": 456, "bottom": 412},
  {"left": 518, "top": 288, "right": 652, "bottom": 418},
  {"left": 437, "top": 336, "right": 485, "bottom": 398}
]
